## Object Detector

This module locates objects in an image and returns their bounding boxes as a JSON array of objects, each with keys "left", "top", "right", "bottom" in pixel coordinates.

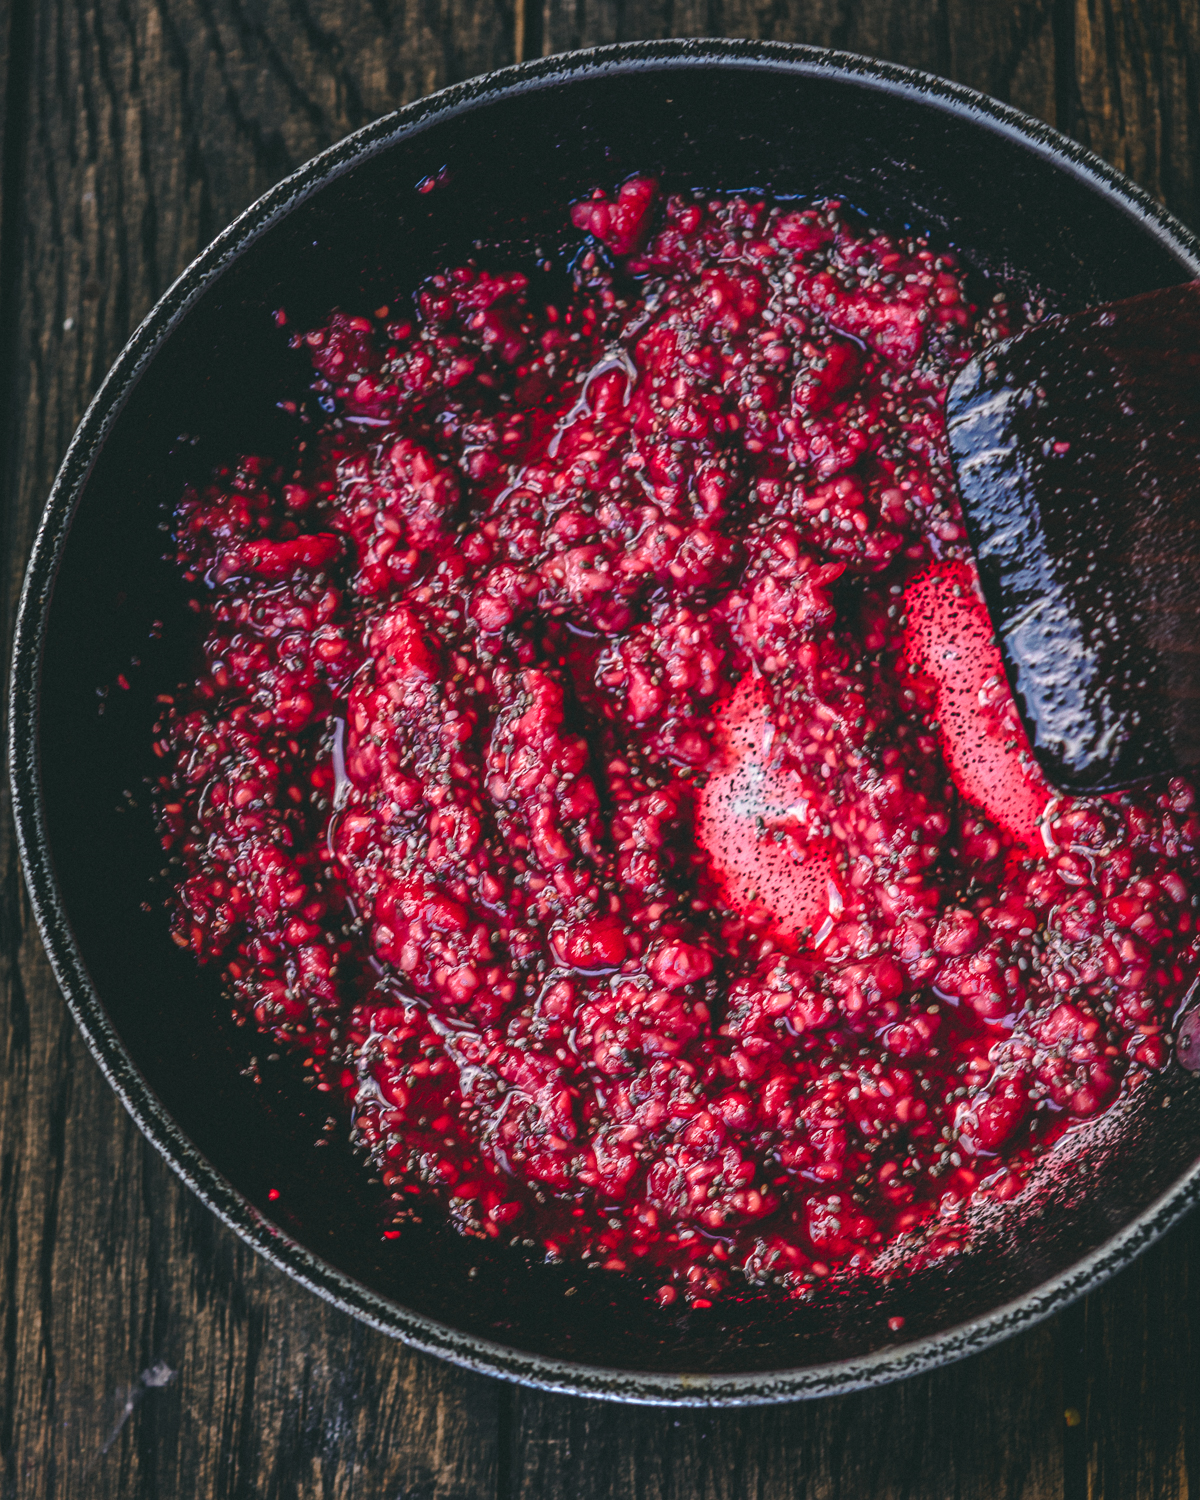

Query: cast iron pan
[{"left": 10, "top": 40, "right": 1200, "bottom": 1405}]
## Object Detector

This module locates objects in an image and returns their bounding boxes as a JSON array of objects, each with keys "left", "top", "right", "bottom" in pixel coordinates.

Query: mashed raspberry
[{"left": 155, "top": 183, "right": 1200, "bottom": 1308}]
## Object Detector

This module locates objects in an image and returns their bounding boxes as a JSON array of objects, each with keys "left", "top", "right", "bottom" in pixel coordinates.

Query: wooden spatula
[{"left": 946, "top": 281, "right": 1200, "bottom": 795}]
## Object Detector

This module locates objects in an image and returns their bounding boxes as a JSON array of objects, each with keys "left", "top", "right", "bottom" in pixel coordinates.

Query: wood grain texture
[
  {"left": 1074, "top": 0, "right": 1200, "bottom": 232},
  {"left": 0, "top": 4, "right": 513, "bottom": 1498},
  {"left": 0, "top": 2, "right": 1197, "bottom": 1497},
  {"left": 508, "top": 1324, "right": 1064, "bottom": 1500},
  {"left": 1079, "top": 1210, "right": 1200, "bottom": 1500}
]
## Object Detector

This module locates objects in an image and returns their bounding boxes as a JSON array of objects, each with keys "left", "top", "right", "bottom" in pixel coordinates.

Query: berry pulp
[{"left": 155, "top": 184, "right": 1200, "bottom": 1307}]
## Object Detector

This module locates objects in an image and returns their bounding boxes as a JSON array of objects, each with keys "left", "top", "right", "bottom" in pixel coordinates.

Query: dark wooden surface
[{"left": 1, "top": 2, "right": 1199, "bottom": 1495}]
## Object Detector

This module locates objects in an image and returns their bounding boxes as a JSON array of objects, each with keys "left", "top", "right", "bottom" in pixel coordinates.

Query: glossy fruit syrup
[{"left": 154, "top": 183, "right": 1200, "bottom": 1308}]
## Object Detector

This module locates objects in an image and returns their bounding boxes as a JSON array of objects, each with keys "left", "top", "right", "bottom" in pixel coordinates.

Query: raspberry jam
[{"left": 155, "top": 183, "right": 1200, "bottom": 1308}]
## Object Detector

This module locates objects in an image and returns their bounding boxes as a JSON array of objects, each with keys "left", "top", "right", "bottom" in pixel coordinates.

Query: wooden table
[{"left": 2, "top": 2, "right": 1198, "bottom": 1495}]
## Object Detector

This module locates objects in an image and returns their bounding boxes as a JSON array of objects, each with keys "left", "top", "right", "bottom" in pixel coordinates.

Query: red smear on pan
[
  {"left": 696, "top": 675, "right": 841, "bottom": 941},
  {"left": 697, "top": 560, "right": 1050, "bottom": 941},
  {"left": 902, "top": 558, "right": 1050, "bottom": 853}
]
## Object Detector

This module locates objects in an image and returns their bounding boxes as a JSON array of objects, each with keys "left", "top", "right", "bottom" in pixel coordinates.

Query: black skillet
[{"left": 10, "top": 40, "right": 1200, "bottom": 1405}]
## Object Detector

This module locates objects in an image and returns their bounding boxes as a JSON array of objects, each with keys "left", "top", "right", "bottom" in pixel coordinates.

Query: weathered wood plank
[
  {"left": 1078, "top": 1210, "right": 1200, "bottom": 1500},
  {"left": 947, "top": 0, "right": 1058, "bottom": 122},
  {"left": 538, "top": 0, "right": 957, "bottom": 73},
  {"left": 1075, "top": 0, "right": 1200, "bottom": 228},
  {"left": 537, "top": 0, "right": 1059, "bottom": 126},
  {"left": 0, "top": 2, "right": 514, "bottom": 1496},
  {"left": 1060, "top": 7, "right": 1200, "bottom": 1491},
  {"left": 508, "top": 1322, "right": 1065, "bottom": 1500}
]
